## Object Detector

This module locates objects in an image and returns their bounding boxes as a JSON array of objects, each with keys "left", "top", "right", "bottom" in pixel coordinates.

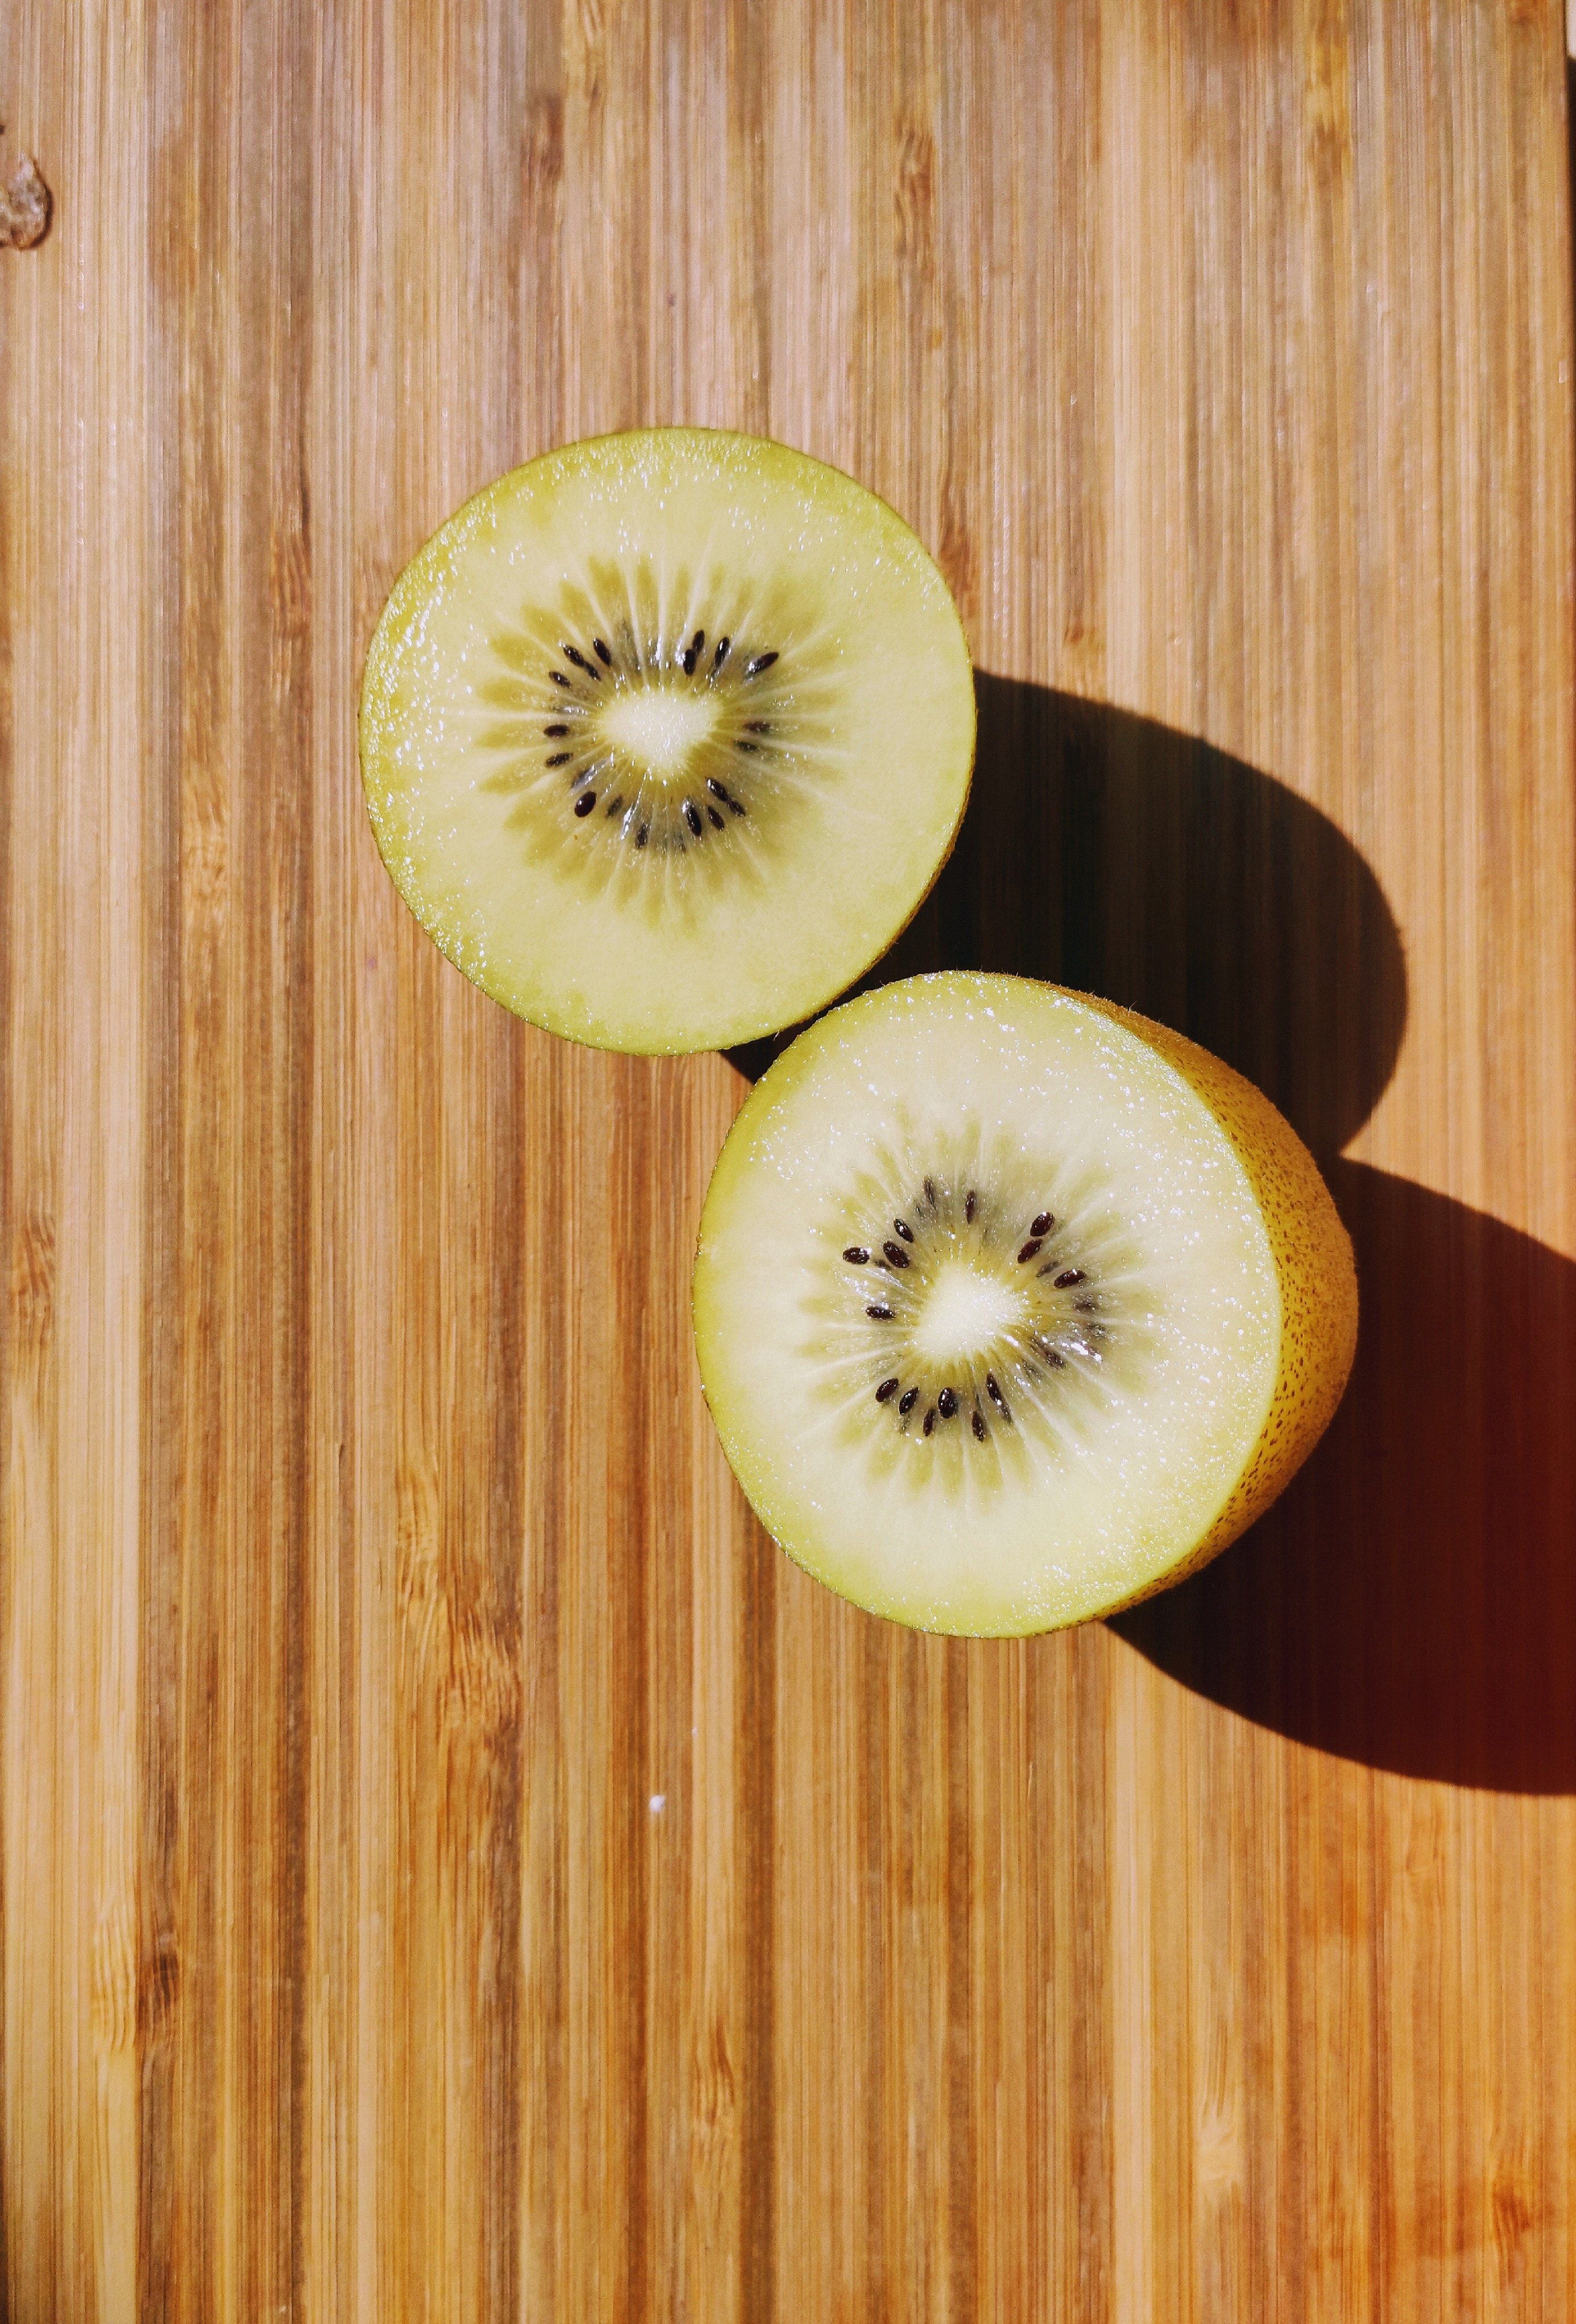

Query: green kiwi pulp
[{"left": 359, "top": 430, "right": 976, "bottom": 1053}]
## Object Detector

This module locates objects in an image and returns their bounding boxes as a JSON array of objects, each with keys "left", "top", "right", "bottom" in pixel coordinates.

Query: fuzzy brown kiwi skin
[{"left": 1069, "top": 993, "right": 1358, "bottom": 1616}]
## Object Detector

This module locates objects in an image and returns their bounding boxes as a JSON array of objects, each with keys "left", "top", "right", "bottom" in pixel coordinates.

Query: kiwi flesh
[
  {"left": 693, "top": 973, "right": 1357, "bottom": 1636},
  {"left": 358, "top": 429, "right": 976, "bottom": 1053}
]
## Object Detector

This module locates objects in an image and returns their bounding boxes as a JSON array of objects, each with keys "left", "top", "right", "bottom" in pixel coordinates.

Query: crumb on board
[{"left": 1, "top": 155, "right": 52, "bottom": 249}]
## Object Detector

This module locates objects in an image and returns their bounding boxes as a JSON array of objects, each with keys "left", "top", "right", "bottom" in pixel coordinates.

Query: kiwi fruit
[
  {"left": 358, "top": 429, "right": 975, "bottom": 1053},
  {"left": 693, "top": 973, "right": 1357, "bottom": 1636}
]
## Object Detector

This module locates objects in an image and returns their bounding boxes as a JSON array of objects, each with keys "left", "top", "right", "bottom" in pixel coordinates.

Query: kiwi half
[
  {"left": 358, "top": 430, "right": 975, "bottom": 1053},
  {"left": 693, "top": 973, "right": 1357, "bottom": 1636}
]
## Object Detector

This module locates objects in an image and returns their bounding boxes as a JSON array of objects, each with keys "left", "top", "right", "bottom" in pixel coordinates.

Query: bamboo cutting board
[{"left": 3, "top": 3, "right": 1576, "bottom": 2317}]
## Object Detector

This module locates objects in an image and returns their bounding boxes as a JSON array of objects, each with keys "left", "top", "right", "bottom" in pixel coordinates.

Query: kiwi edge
[{"left": 1075, "top": 994, "right": 1358, "bottom": 1615}]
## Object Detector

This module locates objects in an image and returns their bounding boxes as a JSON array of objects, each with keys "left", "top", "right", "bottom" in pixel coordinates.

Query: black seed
[
  {"left": 746, "top": 650, "right": 779, "bottom": 676},
  {"left": 875, "top": 1377, "right": 900, "bottom": 1404},
  {"left": 708, "top": 805, "right": 725, "bottom": 829},
  {"left": 1054, "top": 1268, "right": 1086, "bottom": 1289},
  {"left": 593, "top": 637, "right": 612, "bottom": 665},
  {"left": 1044, "top": 1346, "right": 1067, "bottom": 1368},
  {"left": 923, "top": 1408, "right": 937, "bottom": 1437},
  {"left": 575, "top": 793, "right": 596, "bottom": 816},
  {"left": 563, "top": 643, "right": 599, "bottom": 677},
  {"left": 938, "top": 1387, "right": 958, "bottom": 1419},
  {"left": 636, "top": 823, "right": 650, "bottom": 849},
  {"left": 604, "top": 796, "right": 624, "bottom": 816},
  {"left": 893, "top": 1218, "right": 914, "bottom": 1242},
  {"left": 684, "top": 801, "right": 703, "bottom": 836},
  {"left": 923, "top": 1178, "right": 938, "bottom": 1207},
  {"left": 1017, "top": 1237, "right": 1044, "bottom": 1263},
  {"left": 881, "top": 1241, "right": 910, "bottom": 1268},
  {"left": 866, "top": 1304, "right": 894, "bottom": 1321},
  {"left": 691, "top": 629, "right": 705, "bottom": 659},
  {"left": 1031, "top": 1211, "right": 1054, "bottom": 1237},
  {"left": 707, "top": 777, "right": 747, "bottom": 817},
  {"left": 972, "top": 1410, "right": 988, "bottom": 1442},
  {"left": 545, "top": 722, "right": 570, "bottom": 737},
  {"left": 738, "top": 740, "right": 760, "bottom": 753},
  {"left": 965, "top": 1190, "right": 977, "bottom": 1223},
  {"left": 682, "top": 646, "right": 698, "bottom": 675},
  {"left": 899, "top": 1387, "right": 919, "bottom": 1414},
  {"left": 546, "top": 752, "right": 572, "bottom": 767},
  {"left": 986, "top": 1373, "right": 1005, "bottom": 1407},
  {"left": 843, "top": 1246, "right": 870, "bottom": 1265},
  {"left": 713, "top": 635, "right": 731, "bottom": 670},
  {"left": 745, "top": 719, "right": 771, "bottom": 734},
  {"left": 551, "top": 669, "right": 572, "bottom": 688}
]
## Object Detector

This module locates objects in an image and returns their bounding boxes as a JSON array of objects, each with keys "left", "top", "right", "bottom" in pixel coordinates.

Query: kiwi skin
[
  {"left": 1056, "top": 993, "right": 1358, "bottom": 1618},
  {"left": 696, "top": 978, "right": 1358, "bottom": 1632}
]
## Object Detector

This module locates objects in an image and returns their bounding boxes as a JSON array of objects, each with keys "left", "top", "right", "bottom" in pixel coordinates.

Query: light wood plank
[{"left": 2, "top": 3, "right": 1574, "bottom": 2317}]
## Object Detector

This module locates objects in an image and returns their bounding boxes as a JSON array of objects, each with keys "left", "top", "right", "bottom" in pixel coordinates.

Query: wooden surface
[{"left": 3, "top": 3, "right": 1576, "bottom": 2317}]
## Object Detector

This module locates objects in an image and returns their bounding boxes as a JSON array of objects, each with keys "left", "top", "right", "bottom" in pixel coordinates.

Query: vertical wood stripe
[{"left": 2, "top": 3, "right": 1575, "bottom": 2318}]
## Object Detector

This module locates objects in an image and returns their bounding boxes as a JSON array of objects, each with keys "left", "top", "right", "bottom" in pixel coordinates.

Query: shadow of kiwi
[{"left": 729, "top": 675, "right": 1576, "bottom": 1794}]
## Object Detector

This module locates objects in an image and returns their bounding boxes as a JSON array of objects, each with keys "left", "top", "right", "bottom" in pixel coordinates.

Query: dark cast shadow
[{"left": 733, "top": 675, "right": 1576, "bottom": 1793}]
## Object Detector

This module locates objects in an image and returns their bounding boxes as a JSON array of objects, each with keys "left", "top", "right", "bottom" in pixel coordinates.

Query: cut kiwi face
[
  {"left": 358, "top": 429, "right": 975, "bottom": 1053},
  {"left": 693, "top": 973, "right": 1357, "bottom": 1636}
]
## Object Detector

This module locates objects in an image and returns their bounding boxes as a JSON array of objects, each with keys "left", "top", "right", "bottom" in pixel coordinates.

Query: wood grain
[{"left": 3, "top": 3, "right": 1575, "bottom": 2317}]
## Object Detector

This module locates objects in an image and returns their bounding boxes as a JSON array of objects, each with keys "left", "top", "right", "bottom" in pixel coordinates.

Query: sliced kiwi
[
  {"left": 358, "top": 429, "right": 975, "bottom": 1053},
  {"left": 693, "top": 973, "right": 1357, "bottom": 1636}
]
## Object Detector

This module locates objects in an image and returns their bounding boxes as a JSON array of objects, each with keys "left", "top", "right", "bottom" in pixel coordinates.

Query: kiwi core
[
  {"left": 600, "top": 685, "right": 722, "bottom": 777},
  {"left": 912, "top": 1260, "right": 1027, "bottom": 1367}
]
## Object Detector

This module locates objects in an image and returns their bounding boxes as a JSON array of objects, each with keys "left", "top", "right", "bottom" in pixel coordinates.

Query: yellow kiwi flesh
[
  {"left": 358, "top": 429, "right": 976, "bottom": 1053},
  {"left": 693, "top": 973, "right": 1357, "bottom": 1635}
]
